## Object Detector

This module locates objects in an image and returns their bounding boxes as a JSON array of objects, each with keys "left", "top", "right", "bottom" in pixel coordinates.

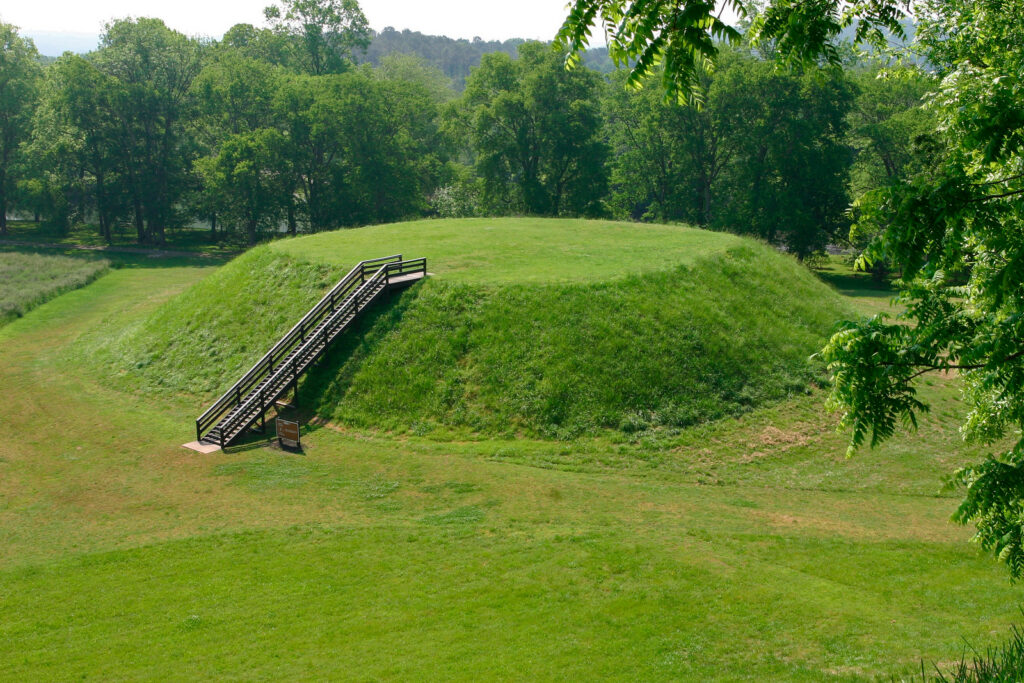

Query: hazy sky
[{"left": 1, "top": 0, "right": 576, "bottom": 42}]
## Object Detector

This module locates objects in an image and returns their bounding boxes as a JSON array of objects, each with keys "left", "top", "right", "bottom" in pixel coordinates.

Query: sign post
[{"left": 276, "top": 418, "right": 301, "bottom": 451}]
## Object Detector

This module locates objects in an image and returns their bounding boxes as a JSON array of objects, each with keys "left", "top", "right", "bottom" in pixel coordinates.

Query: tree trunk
[
  {"left": 287, "top": 200, "right": 297, "bottom": 236},
  {"left": 95, "top": 173, "right": 110, "bottom": 243},
  {"left": 701, "top": 181, "right": 713, "bottom": 226},
  {"left": 0, "top": 165, "right": 7, "bottom": 234},
  {"left": 132, "top": 196, "right": 146, "bottom": 244}
]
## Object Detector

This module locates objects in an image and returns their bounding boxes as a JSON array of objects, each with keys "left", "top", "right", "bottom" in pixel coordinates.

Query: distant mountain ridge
[
  {"left": 30, "top": 25, "right": 611, "bottom": 88},
  {"left": 358, "top": 27, "right": 613, "bottom": 90}
]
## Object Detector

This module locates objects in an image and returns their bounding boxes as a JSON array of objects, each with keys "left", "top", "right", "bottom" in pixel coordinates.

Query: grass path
[{"left": 0, "top": 256, "right": 1020, "bottom": 679}]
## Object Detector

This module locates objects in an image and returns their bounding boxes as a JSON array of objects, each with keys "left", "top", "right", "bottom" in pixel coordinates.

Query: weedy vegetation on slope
[
  {"left": 82, "top": 246, "right": 335, "bottom": 396},
  {"left": 302, "top": 243, "right": 852, "bottom": 437}
]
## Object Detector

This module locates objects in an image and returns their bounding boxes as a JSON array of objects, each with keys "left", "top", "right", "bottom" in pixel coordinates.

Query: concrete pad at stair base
[{"left": 182, "top": 441, "right": 221, "bottom": 454}]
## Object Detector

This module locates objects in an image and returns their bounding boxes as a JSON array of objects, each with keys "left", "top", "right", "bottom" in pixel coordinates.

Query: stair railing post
[
  {"left": 259, "top": 390, "right": 266, "bottom": 433},
  {"left": 291, "top": 358, "right": 299, "bottom": 403},
  {"left": 196, "top": 421, "right": 201, "bottom": 443}
]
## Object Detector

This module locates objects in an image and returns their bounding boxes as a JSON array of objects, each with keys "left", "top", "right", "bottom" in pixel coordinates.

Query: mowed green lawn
[{"left": 0, "top": 245, "right": 1020, "bottom": 679}]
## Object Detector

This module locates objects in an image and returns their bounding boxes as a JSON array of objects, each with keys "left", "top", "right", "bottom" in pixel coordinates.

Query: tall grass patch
[{"left": 0, "top": 251, "right": 109, "bottom": 325}]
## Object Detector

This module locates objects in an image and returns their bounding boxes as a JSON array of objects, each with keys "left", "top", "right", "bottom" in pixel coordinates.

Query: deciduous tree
[
  {"left": 464, "top": 42, "right": 609, "bottom": 217},
  {"left": 557, "top": 0, "right": 908, "bottom": 103},
  {"left": 822, "top": 0, "right": 1024, "bottom": 576},
  {"left": 264, "top": 0, "right": 370, "bottom": 75},
  {"left": 0, "top": 23, "right": 42, "bottom": 234}
]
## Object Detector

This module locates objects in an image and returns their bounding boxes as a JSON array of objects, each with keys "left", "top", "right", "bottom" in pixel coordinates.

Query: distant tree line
[{"left": 0, "top": 0, "right": 935, "bottom": 256}]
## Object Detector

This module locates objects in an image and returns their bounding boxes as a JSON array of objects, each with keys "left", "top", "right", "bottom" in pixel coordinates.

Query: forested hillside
[{"left": 357, "top": 28, "right": 614, "bottom": 89}]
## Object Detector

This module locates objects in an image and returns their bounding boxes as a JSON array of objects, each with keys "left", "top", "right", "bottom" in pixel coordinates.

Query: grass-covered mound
[
  {"left": 114, "top": 218, "right": 852, "bottom": 436},
  {"left": 270, "top": 217, "right": 744, "bottom": 284}
]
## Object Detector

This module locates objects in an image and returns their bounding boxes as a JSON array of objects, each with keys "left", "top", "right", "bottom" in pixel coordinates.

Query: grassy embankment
[
  {"left": 95, "top": 218, "right": 852, "bottom": 438},
  {"left": 0, "top": 251, "right": 109, "bottom": 325},
  {"left": 0, "top": 219, "right": 1020, "bottom": 680}
]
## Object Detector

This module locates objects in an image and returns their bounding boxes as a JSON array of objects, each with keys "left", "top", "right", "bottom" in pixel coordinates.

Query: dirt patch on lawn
[{"left": 741, "top": 425, "right": 814, "bottom": 462}]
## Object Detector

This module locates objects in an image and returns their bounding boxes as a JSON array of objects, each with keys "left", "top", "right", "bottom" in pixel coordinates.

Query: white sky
[{"left": 0, "top": 0, "right": 576, "bottom": 42}]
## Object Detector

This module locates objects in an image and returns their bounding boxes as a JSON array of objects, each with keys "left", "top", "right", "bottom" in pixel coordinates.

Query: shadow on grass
[
  {"left": 0, "top": 242, "right": 230, "bottom": 270},
  {"left": 296, "top": 283, "right": 426, "bottom": 438},
  {"left": 814, "top": 263, "right": 895, "bottom": 299},
  {"left": 1, "top": 219, "right": 239, "bottom": 252}
]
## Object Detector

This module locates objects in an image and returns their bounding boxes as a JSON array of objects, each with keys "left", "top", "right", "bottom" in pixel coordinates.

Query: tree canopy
[
  {"left": 264, "top": 0, "right": 370, "bottom": 75},
  {"left": 822, "top": 0, "right": 1024, "bottom": 576},
  {"left": 0, "top": 23, "right": 42, "bottom": 233},
  {"left": 463, "top": 42, "right": 609, "bottom": 217},
  {"left": 556, "top": 0, "right": 909, "bottom": 103}
]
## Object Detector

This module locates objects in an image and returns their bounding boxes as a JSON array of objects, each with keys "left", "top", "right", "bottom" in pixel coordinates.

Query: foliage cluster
[
  {"left": 604, "top": 50, "right": 868, "bottom": 259},
  {"left": 0, "top": 251, "right": 108, "bottom": 324},
  {"left": 0, "top": 23, "right": 42, "bottom": 234},
  {"left": 818, "top": 0, "right": 1024, "bottom": 577},
  {"left": 462, "top": 42, "right": 609, "bottom": 217},
  {"left": 556, "top": 0, "right": 908, "bottom": 104}
]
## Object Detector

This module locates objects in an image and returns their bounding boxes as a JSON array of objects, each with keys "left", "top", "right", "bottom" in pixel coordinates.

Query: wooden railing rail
[{"left": 194, "top": 254, "right": 424, "bottom": 446}]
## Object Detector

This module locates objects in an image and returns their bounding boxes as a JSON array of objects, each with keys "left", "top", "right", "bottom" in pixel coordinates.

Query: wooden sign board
[{"left": 276, "top": 418, "right": 301, "bottom": 450}]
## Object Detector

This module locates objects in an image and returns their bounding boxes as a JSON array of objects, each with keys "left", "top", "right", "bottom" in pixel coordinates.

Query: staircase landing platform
[
  {"left": 182, "top": 440, "right": 222, "bottom": 454},
  {"left": 387, "top": 272, "right": 426, "bottom": 287}
]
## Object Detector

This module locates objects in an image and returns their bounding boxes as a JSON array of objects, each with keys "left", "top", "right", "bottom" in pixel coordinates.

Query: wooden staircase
[{"left": 195, "top": 254, "right": 426, "bottom": 448}]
